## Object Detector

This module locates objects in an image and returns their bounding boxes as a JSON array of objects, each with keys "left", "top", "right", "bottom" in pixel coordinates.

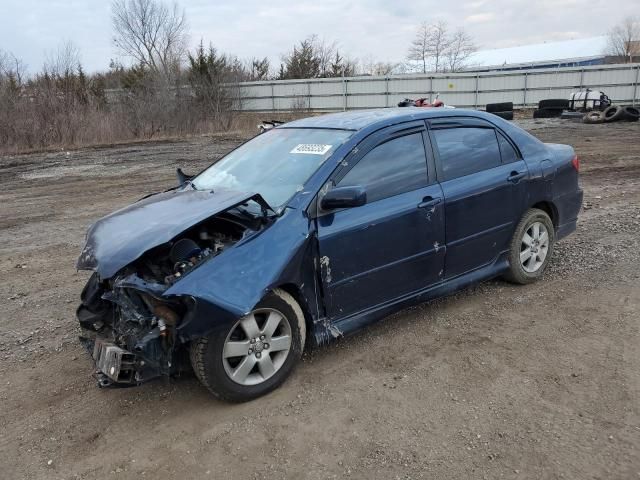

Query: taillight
[{"left": 571, "top": 154, "right": 580, "bottom": 172}]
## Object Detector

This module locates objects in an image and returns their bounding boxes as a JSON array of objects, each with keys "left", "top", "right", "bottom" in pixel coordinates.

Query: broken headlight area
[
  {"left": 78, "top": 274, "right": 188, "bottom": 386},
  {"left": 77, "top": 212, "right": 259, "bottom": 387}
]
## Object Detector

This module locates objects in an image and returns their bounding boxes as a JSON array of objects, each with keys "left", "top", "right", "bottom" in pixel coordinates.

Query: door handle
[
  {"left": 507, "top": 171, "right": 526, "bottom": 183},
  {"left": 418, "top": 196, "right": 442, "bottom": 209}
]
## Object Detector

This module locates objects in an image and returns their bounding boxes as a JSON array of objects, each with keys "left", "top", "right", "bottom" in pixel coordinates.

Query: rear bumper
[{"left": 556, "top": 188, "right": 583, "bottom": 240}]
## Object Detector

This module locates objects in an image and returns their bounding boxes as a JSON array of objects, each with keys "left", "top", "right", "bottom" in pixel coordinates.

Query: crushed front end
[
  {"left": 75, "top": 191, "right": 270, "bottom": 387},
  {"left": 77, "top": 271, "right": 189, "bottom": 386}
]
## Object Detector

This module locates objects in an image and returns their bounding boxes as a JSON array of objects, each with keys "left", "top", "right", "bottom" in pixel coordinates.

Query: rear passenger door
[{"left": 428, "top": 117, "right": 529, "bottom": 278}]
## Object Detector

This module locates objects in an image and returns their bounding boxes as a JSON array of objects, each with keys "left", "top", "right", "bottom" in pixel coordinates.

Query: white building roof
[{"left": 470, "top": 36, "right": 608, "bottom": 67}]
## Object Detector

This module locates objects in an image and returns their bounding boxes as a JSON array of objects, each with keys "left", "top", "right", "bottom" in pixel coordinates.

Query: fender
[{"left": 163, "top": 208, "right": 322, "bottom": 341}]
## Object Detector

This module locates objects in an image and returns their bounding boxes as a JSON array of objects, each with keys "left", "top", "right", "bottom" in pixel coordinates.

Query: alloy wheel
[
  {"left": 520, "top": 221, "right": 550, "bottom": 273},
  {"left": 222, "top": 308, "right": 292, "bottom": 386}
]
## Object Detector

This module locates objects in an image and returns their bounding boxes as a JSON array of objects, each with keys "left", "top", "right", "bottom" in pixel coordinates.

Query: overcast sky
[{"left": 0, "top": 0, "right": 635, "bottom": 73}]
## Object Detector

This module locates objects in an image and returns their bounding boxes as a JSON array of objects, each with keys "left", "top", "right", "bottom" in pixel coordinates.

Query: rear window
[
  {"left": 432, "top": 127, "right": 501, "bottom": 181},
  {"left": 497, "top": 131, "right": 520, "bottom": 164}
]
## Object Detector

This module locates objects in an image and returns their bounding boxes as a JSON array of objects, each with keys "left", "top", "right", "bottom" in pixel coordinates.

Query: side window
[
  {"left": 338, "top": 132, "right": 428, "bottom": 203},
  {"left": 497, "top": 132, "right": 520, "bottom": 164},
  {"left": 432, "top": 127, "right": 501, "bottom": 181}
]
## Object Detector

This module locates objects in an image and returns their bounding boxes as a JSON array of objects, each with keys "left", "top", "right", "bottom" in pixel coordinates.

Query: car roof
[{"left": 281, "top": 107, "right": 494, "bottom": 131}]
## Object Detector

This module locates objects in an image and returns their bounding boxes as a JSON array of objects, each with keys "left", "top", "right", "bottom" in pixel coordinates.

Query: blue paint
[{"left": 77, "top": 108, "right": 583, "bottom": 346}]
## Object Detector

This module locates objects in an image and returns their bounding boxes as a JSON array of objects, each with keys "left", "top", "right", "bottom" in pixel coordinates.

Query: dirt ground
[{"left": 1, "top": 119, "right": 639, "bottom": 480}]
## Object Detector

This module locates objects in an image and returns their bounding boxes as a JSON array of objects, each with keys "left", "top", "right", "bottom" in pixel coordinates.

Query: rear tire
[
  {"left": 504, "top": 209, "right": 555, "bottom": 285},
  {"left": 190, "top": 289, "right": 306, "bottom": 402}
]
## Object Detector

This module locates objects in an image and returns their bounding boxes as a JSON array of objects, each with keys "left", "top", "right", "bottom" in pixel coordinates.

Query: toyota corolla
[{"left": 76, "top": 108, "right": 583, "bottom": 401}]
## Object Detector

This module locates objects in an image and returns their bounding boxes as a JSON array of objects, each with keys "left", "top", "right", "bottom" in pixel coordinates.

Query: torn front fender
[{"left": 164, "top": 207, "right": 322, "bottom": 341}]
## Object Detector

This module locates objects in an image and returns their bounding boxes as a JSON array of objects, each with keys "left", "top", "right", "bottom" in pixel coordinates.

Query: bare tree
[
  {"left": 44, "top": 41, "right": 81, "bottom": 77},
  {"left": 111, "top": 0, "right": 188, "bottom": 77},
  {"left": 359, "top": 55, "right": 400, "bottom": 76},
  {"left": 444, "top": 28, "right": 476, "bottom": 72},
  {"left": 407, "top": 21, "right": 453, "bottom": 73},
  {"left": 312, "top": 36, "right": 337, "bottom": 77},
  {"left": 0, "top": 49, "right": 26, "bottom": 86},
  {"left": 605, "top": 17, "right": 640, "bottom": 62},
  {"left": 407, "top": 22, "right": 431, "bottom": 73},
  {"left": 429, "top": 21, "right": 451, "bottom": 73}
]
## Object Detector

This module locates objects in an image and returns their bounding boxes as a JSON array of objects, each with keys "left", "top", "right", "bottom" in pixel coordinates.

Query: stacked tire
[
  {"left": 533, "top": 99, "right": 569, "bottom": 119},
  {"left": 486, "top": 102, "right": 513, "bottom": 120},
  {"left": 583, "top": 106, "right": 639, "bottom": 124}
]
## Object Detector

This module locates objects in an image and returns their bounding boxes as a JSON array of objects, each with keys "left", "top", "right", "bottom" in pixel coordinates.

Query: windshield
[{"left": 192, "top": 128, "right": 353, "bottom": 209}]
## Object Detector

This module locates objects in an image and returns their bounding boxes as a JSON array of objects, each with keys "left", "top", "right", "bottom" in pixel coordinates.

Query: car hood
[{"left": 77, "top": 187, "right": 270, "bottom": 279}]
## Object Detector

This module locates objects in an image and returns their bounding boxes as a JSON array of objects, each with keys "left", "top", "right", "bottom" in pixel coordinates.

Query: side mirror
[
  {"left": 320, "top": 185, "right": 367, "bottom": 210},
  {"left": 176, "top": 167, "right": 194, "bottom": 186}
]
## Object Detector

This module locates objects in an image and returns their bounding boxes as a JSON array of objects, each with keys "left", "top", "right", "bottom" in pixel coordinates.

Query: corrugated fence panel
[
  {"left": 527, "top": 70, "right": 582, "bottom": 89},
  {"left": 432, "top": 76, "right": 476, "bottom": 92},
  {"left": 310, "top": 94, "right": 344, "bottom": 110},
  {"left": 310, "top": 80, "right": 343, "bottom": 96},
  {"left": 599, "top": 85, "right": 636, "bottom": 102},
  {"left": 388, "top": 78, "right": 431, "bottom": 94},
  {"left": 347, "top": 79, "right": 387, "bottom": 94},
  {"left": 583, "top": 68, "right": 636, "bottom": 86},
  {"left": 242, "top": 97, "right": 273, "bottom": 111},
  {"left": 347, "top": 94, "right": 387, "bottom": 109},
  {"left": 477, "top": 90, "right": 525, "bottom": 106},
  {"left": 234, "top": 63, "right": 640, "bottom": 111},
  {"left": 273, "top": 82, "right": 308, "bottom": 97},
  {"left": 478, "top": 74, "right": 525, "bottom": 92}
]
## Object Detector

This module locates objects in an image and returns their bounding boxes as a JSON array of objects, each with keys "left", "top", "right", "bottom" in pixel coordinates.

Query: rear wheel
[
  {"left": 190, "top": 289, "right": 306, "bottom": 402},
  {"left": 504, "top": 209, "right": 555, "bottom": 284}
]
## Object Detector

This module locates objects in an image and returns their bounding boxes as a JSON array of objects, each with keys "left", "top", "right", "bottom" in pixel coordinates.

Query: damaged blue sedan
[{"left": 76, "top": 108, "right": 582, "bottom": 401}]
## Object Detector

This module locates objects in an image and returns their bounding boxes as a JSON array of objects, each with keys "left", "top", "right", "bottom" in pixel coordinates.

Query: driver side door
[{"left": 315, "top": 122, "right": 445, "bottom": 321}]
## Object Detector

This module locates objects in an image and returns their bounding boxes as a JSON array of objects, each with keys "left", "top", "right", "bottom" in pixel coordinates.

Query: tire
[
  {"left": 538, "top": 99, "right": 569, "bottom": 109},
  {"left": 504, "top": 208, "right": 555, "bottom": 285},
  {"left": 621, "top": 106, "right": 640, "bottom": 122},
  {"left": 602, "top": 105, "right": 625, "bottom": 122},
  {"left": 486, "top": 102, "right": 513, "bottom": 113},
  {"left": 583, "top": 111, "right": 604, "bottom": 124},
  {"left": 490, "top": 111, "right": 514, "bottom": 120},
  {"left": 533, "top": 108, "right": 563, "bottom": 119},
  {"left": 190, "top": 288, "right": 306, "bottom": 402}
]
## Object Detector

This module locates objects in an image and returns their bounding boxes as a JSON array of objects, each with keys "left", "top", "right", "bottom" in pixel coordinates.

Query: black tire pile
[
  {"left": 486, "top": 102, "right": 513, "bottom": 120},
  {"left": 583, "top": 105, "right": 640, "bottom": 124},
  {"left": 533, "top": 99, "right": 569, "bottom": 118}
]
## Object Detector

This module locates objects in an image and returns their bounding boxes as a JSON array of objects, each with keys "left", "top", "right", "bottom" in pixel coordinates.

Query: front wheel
[
  {"left": 190, "top": 289, "right": 306, "bottom": 402},
  {"left": 504, "top": 208, "right": 555, "bottom": 284}
]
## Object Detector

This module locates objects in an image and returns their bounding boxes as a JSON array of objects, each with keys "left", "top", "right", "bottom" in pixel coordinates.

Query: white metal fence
[{"left": 238, "top": 63, "right": 640, "bottom": 112}]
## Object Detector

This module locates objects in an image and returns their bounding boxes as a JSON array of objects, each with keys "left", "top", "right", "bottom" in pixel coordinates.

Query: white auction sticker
[{"left": 290, "top": 144, "right": 332, "bottom": 155}]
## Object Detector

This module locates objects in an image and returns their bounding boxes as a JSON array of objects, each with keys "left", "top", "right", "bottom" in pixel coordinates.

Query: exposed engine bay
[{"left": 77, "top": 207, "right": 266, "bottom": 387}]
